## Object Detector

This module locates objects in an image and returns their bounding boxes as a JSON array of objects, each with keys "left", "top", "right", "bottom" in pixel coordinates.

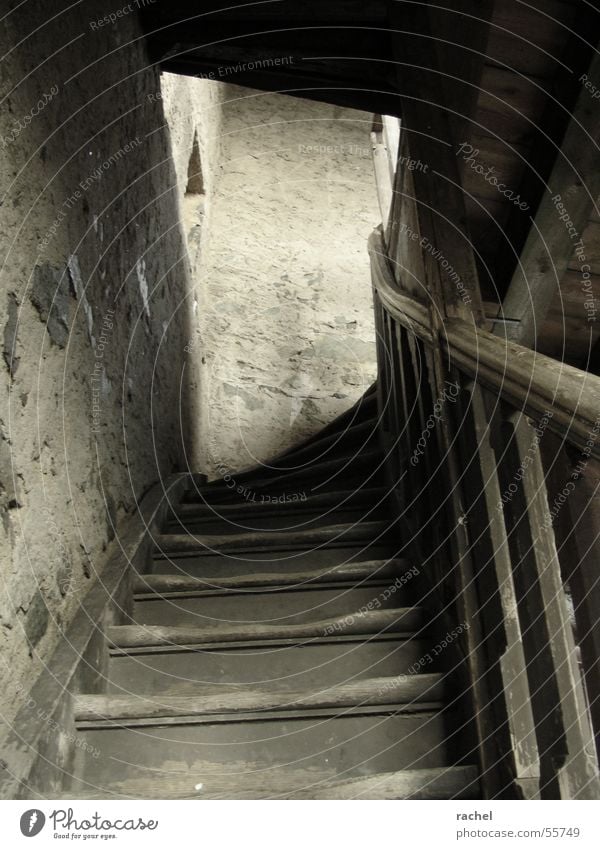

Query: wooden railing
[{"left": 369, "top": 228, "right": 600, "bottom": 800}]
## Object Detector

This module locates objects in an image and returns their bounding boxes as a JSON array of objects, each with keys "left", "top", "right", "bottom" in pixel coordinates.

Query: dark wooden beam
[
  {"left": 427, "top": 0, "right": 494, "bottom": 149},
  {"left": 493, "top": 5, "right": 600, "bottom": 297},
  {"left": 496, "top": 45, "right": 600, "bottom": 347}
]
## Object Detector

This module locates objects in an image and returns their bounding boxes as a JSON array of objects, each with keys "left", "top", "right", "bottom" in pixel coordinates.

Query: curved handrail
[{"left": 369, "top": 229, "right": 600, "bottom": 459}]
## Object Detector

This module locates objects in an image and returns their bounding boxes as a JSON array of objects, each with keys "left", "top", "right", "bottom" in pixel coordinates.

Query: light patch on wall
[
  {"left": 68, "top": 254, "right": 95, "bottom": 347},
  {"left": 136, "top": 258, "right": 151, "bottom": 318}
]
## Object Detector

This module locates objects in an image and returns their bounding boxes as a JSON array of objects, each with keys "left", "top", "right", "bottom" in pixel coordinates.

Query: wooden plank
[
  {"left": 133, "top": 558, "right": 411, "bottom": 595},
  {"left": 467, "top": 384, "right": 541, "bottom": 799},
  {"left": 485, "top": 0, "right": 578, "bottom": 78},
  {"left": 108, "top": 607, "right": 424, "bottom": 648},
  {"left": 388, "top": 2, "right": 486, "bottom": 324},
  {"left": 58, "top": 765, "right": 480, "bottom": 800},
  {"left": 187, "top": 447, "right": 383, "bottom": 502},
  {"left": 369, "top": 229, "right": 433, "bottom": 342},
  {"left": 175, "top": 485, "right": 387, "bottom": 520},
  {"left": 156, "top": 519, "right": 392, "bottom": 555},
  {"left": 74, "top": 674, "right": 444, "bottom": 722},
  {"left": 302, "top": 765, "right": 479, "bottom": 800},
  {"left": 428, "top": 0, "right": 494, "bottom": 148},
  {"left": 475, "top": 66, "right": 551, "bottom": 146},
  {"left": 445, "top": 320, "right": 600, "bottom": 456},
  {"left": 497, "top": 44, "right": 600, "bottom": 346},
  {"left": 508, "top": 413, "right": 600, "bottom": 798},
  {"left": 540, "top": 436, "right": 600, "bottom": 756}
]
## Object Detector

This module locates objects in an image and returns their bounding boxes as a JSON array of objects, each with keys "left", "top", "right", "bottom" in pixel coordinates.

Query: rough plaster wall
[
  {"left": 198, "top": 86, "right": 380, "bottom": 478},
  {"left": 0, "top": 2, "right": 196, "bottom": 727}
]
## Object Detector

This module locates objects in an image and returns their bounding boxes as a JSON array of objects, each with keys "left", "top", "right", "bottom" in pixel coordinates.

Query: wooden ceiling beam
[
  {"left": 492, "top": 3, "right": 600, "bottom": 297},
  {"left": 495, "top": 44, "right": 600, "bottom": 347}
]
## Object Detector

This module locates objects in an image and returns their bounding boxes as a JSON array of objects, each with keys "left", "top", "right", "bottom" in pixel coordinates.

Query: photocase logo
[{"left": 20, "top": 810, "right": 46, "bottom": 837}]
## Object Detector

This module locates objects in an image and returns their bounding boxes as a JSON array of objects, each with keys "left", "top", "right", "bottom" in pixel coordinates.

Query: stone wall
[
  {"left": 194, "top": 86, "right": 381, "bottom": 478},
  {"left": 0, "top": 6, "right": 380, "bottom": 729},
  {"left": 0, "top": 2, "right": 203, "bottom": 727}
]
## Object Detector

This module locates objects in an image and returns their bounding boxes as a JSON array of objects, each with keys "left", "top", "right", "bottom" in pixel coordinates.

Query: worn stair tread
[
  {"left": 75, "top": 674, "right": 444, "bottom": 723},
  {"left": 174, "top": 486, "right": 389, "bottom": 520},
  {"left": 108, "top": 608, "right": 424, "bottom": 648},
  {"left": 156, "top": 542, "right": 397, "bottom": 577},
  {"left": 106, "top": 639, "right": 434, "bottom": 695},
  {"left": 134, "top": 558, "right": 412, "bottom": 595},
  {"left": 155, "top": 519, "right": 395, "bottom": 556},
  {"left": 167, "top": 506, "right": 388, "bottom": 535},
  {"left": 132, "top": 583, "right": 415, "bottom": 628},
  {"left": 74, "top": 712, "right": 448, "bottom": 786},
  {"left": 64, "top": 764, "right": 478, "bottom": 800},
  {"left": 295, "top": 765, "right": 480, "bottom": 800},
  {"left": 185, "top": 449, "right": 386, "bottom": 504}
]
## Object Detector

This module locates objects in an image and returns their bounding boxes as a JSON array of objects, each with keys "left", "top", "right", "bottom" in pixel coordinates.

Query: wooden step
[
  {"left": 155, "top": 543, "right": 398, "bottom": 576},
  {"left": 65, "top": 764, "right": 479, "bottom": 800},
  {"left": 155, "top": 519, "right": 395, "bottom": 556},
  {"left": 174, "top": 486, "right": 389, "bottom": 520},
  {"left": 72, "top": 712, "right": 449, "bottom": 793},
  {"left": 108, "top": 608, "right": 424, "bottom": 649},
  {"left": 167, "top": 505, "right": 387, "bottom": 535},
  {"left": 106, "top": 638, "right": 433, "bottom": 695},
  {"left": 185, "top": 450, "right": 385, "bottom": 505},
  {"left": 132, "top": 582, "right": 416, "bottom": 628},
  {"left": 75, "top": 673, "right": 444, "bottom": 726},
  {"left": 134, "top": 558, "right": 413, "bottom": 595}
]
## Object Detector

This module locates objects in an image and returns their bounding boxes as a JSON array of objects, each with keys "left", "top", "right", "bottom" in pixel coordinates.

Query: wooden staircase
[{"left": 66, "top": 392, "right": 480, "bottom": 799}]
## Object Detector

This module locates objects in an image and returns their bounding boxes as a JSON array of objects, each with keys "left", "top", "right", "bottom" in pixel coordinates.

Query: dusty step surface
[
  {"left": 153, "top": 541, "right": 399, "bottom": 577},
  {"left": 134, "top": 557, "right": 413, "bottom": 594},
  {"left": 108, "top": 608, "right": 425, "bottom": 649},
  {"left": 75, "top": 674, "right": 445, "bottom": 724},
  {"left": 184, "top": 454, "right": 387, "bottom": 505},
  {"left": 184, "top": 470, "right": 387, "bottom": 506},
  {"left": 155, "top": 520, "right": 396, "bottom": 557},
  {"left": 106, "top": 638, "right": 434, "bottom": 695},
  {"left": 166, "top": 505, "right": 388, "bottom": 535},
  {"left": 131, "top": 584, "right": 414, "bottom": 628},
  {"left": 65, "top": 765, "right": 478, "bottom": 800},
  {"left": 72, "top": 711, "right": 449, "bottom": 792},
  {"left": 174, "top": 486, "right": 390, "bottom": 520}
]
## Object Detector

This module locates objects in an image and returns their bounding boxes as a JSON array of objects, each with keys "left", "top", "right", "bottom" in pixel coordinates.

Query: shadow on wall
[{"left": 190, "top": 84, "right": 381, "bottom": 478}]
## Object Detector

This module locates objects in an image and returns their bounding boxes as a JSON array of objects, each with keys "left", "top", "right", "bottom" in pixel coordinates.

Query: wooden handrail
[{"left": 369, "top": 229, "right": 600, "bottom": 459}]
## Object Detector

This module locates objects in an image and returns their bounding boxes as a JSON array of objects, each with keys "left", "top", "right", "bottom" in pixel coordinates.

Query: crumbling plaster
[
  {"left": 194, "top": 86, "right": 380, "bottom": 478},
  {"left": 0, "top": 1, "right": 198, "bottom": 727}
]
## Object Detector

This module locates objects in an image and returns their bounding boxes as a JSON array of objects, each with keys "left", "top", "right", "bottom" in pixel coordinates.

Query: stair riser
[{"left": 106, "top": 640, "right": 435, "bottom": 695}]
